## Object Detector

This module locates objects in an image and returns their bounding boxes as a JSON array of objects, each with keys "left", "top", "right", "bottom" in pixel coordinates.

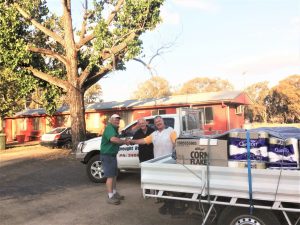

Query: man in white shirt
[{"left": 131, "top": 116, "right": 177, "bottom": 158}]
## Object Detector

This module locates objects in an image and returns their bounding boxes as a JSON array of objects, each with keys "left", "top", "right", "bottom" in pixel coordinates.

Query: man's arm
[
  {"left": 110, "top": 137, "right": 129, "bottom": 145},
  {"left": 170, "top": 130, "right": 177, "bottom": 148},
  {"left": 130, "top": 138, "right": 146, "bottom": 145},
  {"left": 131, "top": 134, "right": 152, "bottom": 145}
]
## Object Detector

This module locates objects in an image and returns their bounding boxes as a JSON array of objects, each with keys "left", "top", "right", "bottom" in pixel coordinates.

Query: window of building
[
  {"left": 19, "top": 118, "right": 27, "bottom": 130},
  {"left": 158, "top": 109, "right": 166, "bottom": 115},
  {"left": 192, "top": 107, "right": 213, "bottom": 125},
  {"left": 204, "top": 107, "right": 214, "bottom": 124},
  {"left": 56, "top": 115, "right": 68, "bottom": 127},
  {"left": 151, "top": 109, "right": 158, "bottom": 115},
  {"left": 33, "top": 117, "right": 40, "bottom": 130},
  {"left": 235, "top": 105, "right": 244, "bottom": 115}
]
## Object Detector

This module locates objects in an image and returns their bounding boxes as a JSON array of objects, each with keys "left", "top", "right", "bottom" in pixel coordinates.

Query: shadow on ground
[{"left": 0, "top": 147, "right": 92, "bottom": 199}]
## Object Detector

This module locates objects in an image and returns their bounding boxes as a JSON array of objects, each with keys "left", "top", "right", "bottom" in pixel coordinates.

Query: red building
[{"left": 4, "top": 91, "right": 252, "bottom": 142}]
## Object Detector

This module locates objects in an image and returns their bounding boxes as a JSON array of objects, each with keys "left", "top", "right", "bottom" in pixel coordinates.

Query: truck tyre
[
  {"left": 86, "top": 154, "right": 106, "bottom": 183},
  {"left": 217, "top": 207, "right": 281, "bottom": 225}
]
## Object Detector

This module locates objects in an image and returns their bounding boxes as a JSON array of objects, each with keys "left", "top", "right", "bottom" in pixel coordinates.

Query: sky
[{"left": 47, "top": 0, "right": 300, "bottom": 101}]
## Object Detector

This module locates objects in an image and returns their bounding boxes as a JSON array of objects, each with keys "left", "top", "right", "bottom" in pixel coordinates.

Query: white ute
[{"left": 76, "top": 108, "right": 203, "bottom": 183}]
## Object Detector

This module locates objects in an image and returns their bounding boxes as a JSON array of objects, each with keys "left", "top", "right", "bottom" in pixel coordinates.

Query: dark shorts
[{"left": 100, "top": 154, "right": 118, "bottom": 178}]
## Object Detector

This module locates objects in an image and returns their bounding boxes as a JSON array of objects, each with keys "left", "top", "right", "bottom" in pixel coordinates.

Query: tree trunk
[
  {"left": 69, "top": 85, "right": 86, "bottom": 151},
  {"left": 0, "top": 117, "right": 3, "bottom": 133}
]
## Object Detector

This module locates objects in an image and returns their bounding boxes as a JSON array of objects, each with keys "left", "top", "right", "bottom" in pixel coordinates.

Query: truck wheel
[
  {"left": 86, "top": 154, "right": 106, "bottom": 183},
  {"left": 217, "top": 207, "right": 281, "bottom": 225}
]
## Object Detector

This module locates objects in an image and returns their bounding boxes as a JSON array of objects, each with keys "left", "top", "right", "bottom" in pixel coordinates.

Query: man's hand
[{"left": 124, "top": 138, "right": 131, "bottom": 145}]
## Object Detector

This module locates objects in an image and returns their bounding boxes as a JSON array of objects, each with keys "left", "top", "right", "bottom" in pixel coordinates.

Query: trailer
[{"left": 141, "top": 155, "right": 300, "bottom": 225}]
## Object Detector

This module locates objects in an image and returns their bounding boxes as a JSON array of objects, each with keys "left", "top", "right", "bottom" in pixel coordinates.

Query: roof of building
[
  {"left": 10, "top": 90, "right": 251, "bottom": 117},
  {"left": 14, "top": 108, "right": 46, "bottom": 117},
  {"left": 86, "top": 90, "right": 251, "bottom": 111}
]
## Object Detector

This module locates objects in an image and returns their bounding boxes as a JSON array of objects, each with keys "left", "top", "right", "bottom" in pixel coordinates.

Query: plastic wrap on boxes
[{"left": 268, "top": 137, "right": 299, "bottom": 169}]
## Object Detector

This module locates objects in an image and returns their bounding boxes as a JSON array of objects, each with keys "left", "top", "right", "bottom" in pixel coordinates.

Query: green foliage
[
  {"left": 245, "top": 81, "right": 269, "bottom": 122},
  {"left": 0, "top": 0, "right": 164, "bottom": 145},
  {"left": 177, "top": 77, "right": 234, "bottom": 94},
  {"left": 84, "top": 83, "right": 103, "bottom": 105},
  {"left": 265, "top": 75, "right": 300, "bottom": 123},
  {"left": 91, "top": 0, "right": 163, "bottom": 71},
  {"left": 244, "top": 75, "right": 300, "bottom": 123},
  {"left": 0, "top": 0, "right": 66, "bottom": 116},
  {"left": 0, "top": 68, "right": 27, "bottom": 117},
  {"left": 132, "top": 76, "right": 171, "bottom": 99},
  {"left": 0, "top": 3, "right": 30, "bottom": 69},
  {"left": 265, "top": 89, "right": 289, "bottom": 123}
]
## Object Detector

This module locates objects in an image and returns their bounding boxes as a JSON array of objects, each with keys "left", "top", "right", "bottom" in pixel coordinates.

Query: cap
[{"left": 110, "top": 114, "right": 121, "bottom": 119}]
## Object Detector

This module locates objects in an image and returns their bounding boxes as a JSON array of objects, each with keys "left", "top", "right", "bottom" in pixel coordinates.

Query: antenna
[{"left": 242, "top": 71, "right": 250, "bottom": 128}]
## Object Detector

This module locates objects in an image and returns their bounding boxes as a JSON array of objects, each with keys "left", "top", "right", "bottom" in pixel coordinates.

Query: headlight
[{"left": 77, "top": 142, "right": 86, "bottom": 152}]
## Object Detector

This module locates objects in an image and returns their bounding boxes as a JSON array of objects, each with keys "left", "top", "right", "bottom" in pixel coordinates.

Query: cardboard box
[{"left": 175, "top": 138, "right": 228, "bottom": 167}]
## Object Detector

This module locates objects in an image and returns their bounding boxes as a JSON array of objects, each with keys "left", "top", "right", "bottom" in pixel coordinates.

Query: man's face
[
  {"left": 138, "top": 119, "right": 147, "bottom": 131},
  {"left": 154, "top": 117, "right": 165, "bottom": 131},
  {"left": 111, "top": 118, "right": 120, "bottom": 127}
]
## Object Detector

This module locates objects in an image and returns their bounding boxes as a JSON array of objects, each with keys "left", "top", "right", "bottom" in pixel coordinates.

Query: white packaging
[
  {"left": 229, "top": 131, "right": 268, "bottom": 162},
  {"left": 268, "top": 137, "right": 299, "bottom": 169}
]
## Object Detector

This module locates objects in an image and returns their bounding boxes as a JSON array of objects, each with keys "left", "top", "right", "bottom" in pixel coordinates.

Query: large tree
[
  {"left": 132, "top": 76, "right": 171, "bottom": 99},
  {"left": 245, "top": 81, "right": 269, "bottom": 122},
  {"left": 0, "top": 0, "right": 164, "bottom": 149},
  {"left": 265, "top": 75, "right": 300, "bottom": 123},
  {"left": 177, "top": 77, "right": 234, "bottom": 95}
]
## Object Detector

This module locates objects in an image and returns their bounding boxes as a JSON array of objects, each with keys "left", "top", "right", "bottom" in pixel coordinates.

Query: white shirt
[{"left": 145, "top": 127, "right": 176, "bottom": 158}]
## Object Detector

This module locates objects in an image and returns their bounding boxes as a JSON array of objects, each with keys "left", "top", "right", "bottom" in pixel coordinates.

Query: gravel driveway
[{"left": 0, "top": 145, "right": 201, "bottom": 225}]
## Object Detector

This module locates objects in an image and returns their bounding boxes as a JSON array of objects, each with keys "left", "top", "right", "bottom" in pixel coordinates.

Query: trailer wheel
[{"left": 217, "top": 207, "right": 281, "bottom": 225}]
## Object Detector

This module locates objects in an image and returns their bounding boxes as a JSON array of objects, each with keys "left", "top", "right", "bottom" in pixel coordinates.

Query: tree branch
[
  {"left": 106, "top": 0, "right": 125, "bottom": 25},
  {"left": 61, "top": 0, "right": 75, "bottom": 47},
  {"left": 79, "top": 32, "right": 136, "bottom": 87},
  {"left": 75, "top": 34, "right": 94, "bottom": 50},
  {"left": 103, "top": 32, "right": 136, "bottom": 60},
  {"left": 148, "top": 43, "right": 174, "bottom": 65},
  {"left": 82, "top": 64, "right": 113, "bottom": 91},
  {"left": 75, "top": 0, "right": 125, "bottom": 49},
  {"left": 14, "top": 3, "right": 65, "bottom": 47},
  {"left": 25, "top": 66, "right": 69, "bottom": 91},
  {"left": 133, "top": 37, "right": 178, "bottom": 77},
  {"left": 27, "top": 46, "right": 67, "bottom": 65},
  {"left": 133, "top": 58, "right": 154, "bottom": 76},
  {"left": 28, "top": 96, "right": 44, "bottom": 107},
  {"left": 79, "top": 0, "right": 89, "bottom": 42}
]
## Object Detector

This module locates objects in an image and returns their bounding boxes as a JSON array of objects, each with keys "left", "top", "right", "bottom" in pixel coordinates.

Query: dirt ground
[{"left": 0, "top": 145, "right": 202, "bottom": 225}]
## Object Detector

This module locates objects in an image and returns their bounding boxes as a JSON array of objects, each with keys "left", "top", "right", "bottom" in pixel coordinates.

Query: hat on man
[{"left": 110, "top": 114, "right": 121, "bottom": 119}]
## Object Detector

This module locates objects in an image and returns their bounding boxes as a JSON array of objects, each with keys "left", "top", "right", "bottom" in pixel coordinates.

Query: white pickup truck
[
  {"left": 141, "top": 131, "right": 300, "bottom": 225},
  {"left": 76, "top": 108, "right": 203, "bottom": 182}
]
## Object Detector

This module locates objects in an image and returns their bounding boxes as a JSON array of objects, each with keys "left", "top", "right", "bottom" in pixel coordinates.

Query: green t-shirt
[{"left": 100, "top": 123, "right": 120, "bottom": 155}]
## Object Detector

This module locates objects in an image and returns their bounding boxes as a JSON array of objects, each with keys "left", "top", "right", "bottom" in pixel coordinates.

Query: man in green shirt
[{"left": 101, "top": 114, "right": 129, "bottom": 205}]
